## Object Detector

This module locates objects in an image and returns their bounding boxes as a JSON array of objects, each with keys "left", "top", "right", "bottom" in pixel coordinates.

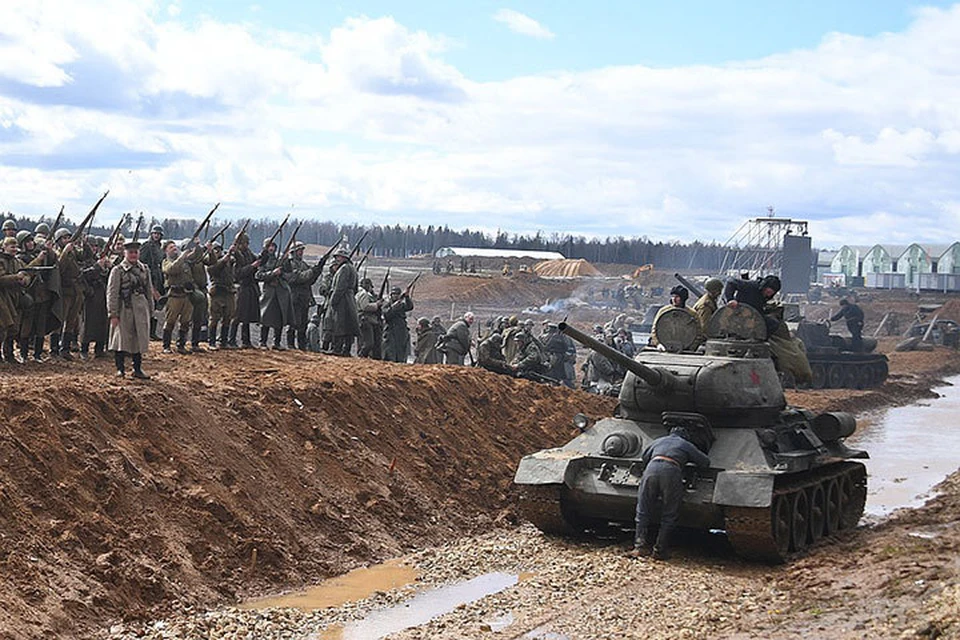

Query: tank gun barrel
[
  {"left": 558, "top": 322, "right": 674, "bottom": 389},
  {"left": 674, "top": 273, "right": 704, "bottom": 299}
]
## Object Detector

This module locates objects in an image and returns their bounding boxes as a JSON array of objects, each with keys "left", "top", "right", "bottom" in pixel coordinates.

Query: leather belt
[{"left": 652, "top": 455, "right": 681, "bottom": 467}]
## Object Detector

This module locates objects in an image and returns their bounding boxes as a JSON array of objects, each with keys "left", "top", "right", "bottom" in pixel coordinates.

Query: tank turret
[{"left": 514, "top": 310, "right": 869, "bottom": 562}]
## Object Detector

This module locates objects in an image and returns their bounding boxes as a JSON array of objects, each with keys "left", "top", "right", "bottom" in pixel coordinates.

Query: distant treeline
[{"left": 2, "top": 211, "right": 730, "bottom": 269}]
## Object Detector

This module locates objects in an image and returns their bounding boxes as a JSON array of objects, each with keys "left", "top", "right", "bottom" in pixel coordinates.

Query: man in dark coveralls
[
  {"left": 626, "top": 426, "right": 711, "bottom": 560},
  {"left": 831, "top": 298, "right": 865, "bottom": 352}
]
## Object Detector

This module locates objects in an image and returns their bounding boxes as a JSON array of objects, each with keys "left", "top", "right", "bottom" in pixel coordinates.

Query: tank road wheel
[
  {"left": 772, "top": 494, "right": 792, "bottom": 557},
  {"left": 842, "top": 365, "right": 859, "bottom": 389},
  {"left": 824, "top": 479, "right": 841, "bottom": 535},
  {"left": 826, "top": 364, "right": 844, "bottom": 389},
  {"left": 790, "top": 490, "right": 810, "bottom": 551},
  {"left": 811, "top": 363, "right": 827, "bottom": 389},
  {"left": 808, "top": 483, "right": 826, "bottom": 543},
  {"left": 840, "top": 465, "right": 868, "bottom": 530}
]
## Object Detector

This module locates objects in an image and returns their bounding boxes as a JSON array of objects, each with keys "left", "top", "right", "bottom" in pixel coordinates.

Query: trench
[{"left": 848, "top": 374, "right": 960, "bottom": 518}]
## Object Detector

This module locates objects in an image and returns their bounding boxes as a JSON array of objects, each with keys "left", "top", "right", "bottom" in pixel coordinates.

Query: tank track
[
  {"left": 517, "top": 484, "right": 580, "bottom": 536},
  {"left": 725, "top": 462, "right": 867, "bottom": 563}
]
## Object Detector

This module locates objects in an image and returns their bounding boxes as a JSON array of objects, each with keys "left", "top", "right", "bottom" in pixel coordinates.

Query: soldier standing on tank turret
[
  {"left": 723, "top": 274, "right": 782, "bottom": 337},
  {"left": 626, "top": 425, "right": 711, "bottom": 561},
  {"left": 692, "top": 278, "right": 723, "bottom": 333},
  {"left": 140, "top": 225, "right": 165, "bottom": 340},
  {"left": 831, "top": 299, "right": 865, "bottom": 353}
]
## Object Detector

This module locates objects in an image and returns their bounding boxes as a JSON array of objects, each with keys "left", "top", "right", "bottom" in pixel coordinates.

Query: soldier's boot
[
  {"left": 19, "top": 339, "right": 30, "bottom": 363},
  {"left": 219, "top": 323, "right": 230, "bottom": 349},
  {"left": 272, "top": 329, "right": 285, "bottom": 351},
  {"left": 286, "top": 327, "right": 297, "bottom": 350},
  {"left": 227, "top": 320, "right": 239, "bottom": 348},
  {"left": 60, "top": 333, "right": 75, "bottom": 360},
  {"left": 297, "top": 328, "right": 308, "bottom": 351},
  {"left": 241, "top": 323, "right": 252, "bottom": 349},
  {"left": 259, "top": 326, "right": 270, "bottom": 350},
  {"left": 131, "top": 353, "right": 150, "bottom": 380},
  {"left": 114, "top": 350, "right": 126, "bottom": 377},
  {"left": 150, "top": 317, "right": 160, "bottom": 341},
  {"left": 162, "top": 329, "right": 173, "bottom": 354},
  {"left": 94, "top": 342, "right": 106, "bottom": 358},
  {"left": 50, "top": 332, "right": 61, "bottom": 357},
  {"left": 207, "top": 321, "right": 219, "bottom": 350},
  {"left": 190, "top": 324, "right": 202, "bottom": 352},
  {"left": 176, "top": 332, "right": 189, "bottom": 355},
  {"left": 32, "top": 337, "right": 45, "bottom": 362}
]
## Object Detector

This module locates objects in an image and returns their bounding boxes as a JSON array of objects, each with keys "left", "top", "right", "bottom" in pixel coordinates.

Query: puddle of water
[
  {"left": 848, "top": 375, "right": 960, "bottom": 517},
  {"left": 311, "top": 572, "right": 519, "bottom": 640},
  {"left": 484, "top": 611, "right": 515, "bottom": 632},
  {"left": 241, "top": 559, "right": 417, "bottom": 611},
  {"left": 523, "top": 626, "right": 571, "bottom": 639}
]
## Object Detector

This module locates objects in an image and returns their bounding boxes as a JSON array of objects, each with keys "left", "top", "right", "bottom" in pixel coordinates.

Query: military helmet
[
  {"left": 34, "top": 222, "right": 50, "bottom": 236},
  {"left": 54, "top": 227, "right": 71, "bottom": 241},
  {"left": 211, "top": 239, "right": 223, "bottom": 250},
  {"left": 390, "top": 285, "right": 402, "bottom": 295},
  {"left": 418, "top": 317, "right": 430, "bottom": 327},
  {"left": 334, "top": 245, "right": 351, "bottom": 258},
  {"left": 2, "top": 220, "right": 16, "bottom": 231},
  {"left": 489, "top": 334, "right": 502, "bottom": 346},
  {"left": 669, "top": 285, "right": 689, "bottom": 304},
  {"left": 291, "top": 240, "right": 306, "bottom": 252},
  {"left": 263, "top": 237, "right": 276, "bottom": 248},
  {"left": 16, "top": 230, "right": 32, "bottom": 245},
  {"left": 151, "top": 225, "right": 164, "bottom": 234},
  {"left": 360, "top": 277, "right": 373, "bottom": 288},
  {"left": 705, "top": 278, "right": 723, "bottom": 295}
]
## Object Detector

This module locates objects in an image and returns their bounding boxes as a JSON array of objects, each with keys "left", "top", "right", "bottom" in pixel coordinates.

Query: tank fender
[
  {"left": 713, "top": 471, "right": 775, "bottom": 508},
  {"left": 513, "top": 449, "right": 581, "bottom": 486}
]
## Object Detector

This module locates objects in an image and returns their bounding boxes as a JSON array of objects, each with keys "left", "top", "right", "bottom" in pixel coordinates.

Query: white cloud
[
  {"left": 2, "top": 2, "right": 960, "bottom": 245},
  {"left": 492, "top": 9, "right": 555, "bottom": 40}
]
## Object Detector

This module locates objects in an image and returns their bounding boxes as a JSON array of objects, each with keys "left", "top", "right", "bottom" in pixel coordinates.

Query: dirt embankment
[{"left": 0, "top": 354, "right": 614, "bottom": 639}]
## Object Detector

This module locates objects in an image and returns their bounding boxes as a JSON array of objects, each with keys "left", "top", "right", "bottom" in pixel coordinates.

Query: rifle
[
  {"left": 348, "top": 230, "right": 370, "bottom": 259},
  {"left": 404, "top": 272, "right": 422, "bottom": 296},
  {"left": 378, "top": 267, "right": 391, "bottom": 299},
  {"left": 258, "top": 213, "right": 290, "bottom": 262},
  {"left": 279, "top": 220, "right": 305, "bottom": 261},
  {"left": 18, "top": 266, "right": 57, "bottom": 273},
  {"left": 101, "top": 213, "right": 132, "bottom": 259},
  {"left": 70, "top": 190, "right": 110, "bottom": 243},
  {"left": 315, "top": 238, "right": 342, "bottom": 271},
  {"left": 230, "top": 219, "right": 251, "bottom": 251},
  {"left": 50, "top": 206, "right": 65, "bottom": 236},
  {"left": 356, "top": 243, "right": 376, "bottom": 271},
  {"left": 183, "top": 202, "right": 219, "bottom": 250},
  {"left": 194, "top": 221, "right": 232, "bottom": 264},
  {"left": 131, "top": 213, "right": 145, "bottom": 244}
]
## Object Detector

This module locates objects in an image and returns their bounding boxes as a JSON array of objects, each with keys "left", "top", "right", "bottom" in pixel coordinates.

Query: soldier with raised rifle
[
  {"left": 140, "top": 224, "right": 166, "bottom": 340},
  {"left": 205, "top": 240, "right": 236, "bottom": 350},
  {"left": 256, "top": 238, "right": 294, "bottom": 350},
  {"left": 227, "top": 229, "right": 260, "bottom": 349},
  {"left": 326, "top": 247, "right": 360, "bottom": 356},
  {"left": 0, "top": 236, "right": 30, "bottom": 362},
  {"left": 161, "top": 240, "right": 196, "bottom": 354},
  {"left": 355, "top": 276, "right": 383, "bottom": 359},
  {"left": 382, "top": 285, "right": 414, "bottom": 363}
]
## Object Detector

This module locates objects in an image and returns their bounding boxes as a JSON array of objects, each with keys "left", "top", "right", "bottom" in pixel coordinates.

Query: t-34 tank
[
  {"left": 792, "top": 319, "right": 889, "bottom": 389},
  {"left": 514, "top": 307, "right": 868, "bottom": 562}
]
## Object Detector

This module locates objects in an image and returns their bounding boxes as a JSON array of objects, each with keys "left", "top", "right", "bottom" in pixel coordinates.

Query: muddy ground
[{"left": 1, "top": 268, "right": 959, "bottom": 639}]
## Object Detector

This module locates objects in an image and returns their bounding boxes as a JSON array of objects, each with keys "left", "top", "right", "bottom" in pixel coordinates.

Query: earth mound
[{"left": 0, "top": 353, "right": 614, "bottom": 638}]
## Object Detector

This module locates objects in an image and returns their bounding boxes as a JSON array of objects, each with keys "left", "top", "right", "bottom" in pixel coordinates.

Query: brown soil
[{"left": 0, "top": 353, "right": 614, "bottom": 639}]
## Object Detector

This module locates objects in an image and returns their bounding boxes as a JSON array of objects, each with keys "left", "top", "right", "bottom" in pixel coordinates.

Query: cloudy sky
[{"left": 1, "top": 0, "right": 959, "bottom": 247}]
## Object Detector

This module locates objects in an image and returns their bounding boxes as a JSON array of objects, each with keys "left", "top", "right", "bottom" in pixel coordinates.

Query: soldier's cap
[
  {"left": 124, "top": 241, "right": 141, "bottom": 250},
  {"left": 236, "top": 231, "right": 249, "bottom": 244},
  {"left": 16, "top": 230, "right": 33, "bottom": 245},
  {"left": 669, "top": 285, "right": 689, "bottom": 302},
  {"left": 705, "top": 277, "right": 723, "bottom": 294},
  {"left": 2, "top": 236, "right": 17, "bottom": 247},
  {"left": 263, "top": 238, "right": 276, "bottom": 248},
  {"left": 54, "top": 227, "right": 72, "bottom": 241},
  {"left": 759, "top": 274, "right": 781, "bottom": 293},
  {"left": 839, "top": 298, "right": 849, "bottom": 306},
  {"left": 418, "top": 317, "right": 430, "bottom": 326},
  {"left": 334, "top": 245, "right": 351, "bottom": 258},
  {"left": 34, "top": 223, "right": 49, "bottom": 235},
  {"left": 2, "top": 220, "right": 16, "bottom": 231},
  {"left": 360, "top": 277, "right": 373, "bottom": 288},
  {"left": 390, "top": 285, "right": 402, "bottom": 295},
  {"left": 523, "top": 319, "right": 534, "bottom": 327},
  {"left": 432, "top": 316, "right": 442, "bottom": 322},
  {"left": 114, "top": 233, "right": 125, "bottom": 244},
  {"left": 151, "top": 225, "right": 164, "bottom": 234},
  {"left": 291, "top": 240, "right": 306, "bottom": 252},
  {"left": 211, "top": 240, "right": 223, "bottom": 249}
]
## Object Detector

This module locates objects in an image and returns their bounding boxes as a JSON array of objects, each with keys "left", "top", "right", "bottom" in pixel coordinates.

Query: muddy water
[
  {"left": 313, "top": 572, "right": 520, "bottom": 640},
  {"left": 241, "top": 559, "right": 417, "bottom": 611},
  {"left": 849, "top": 375, "right": 960, "bottom": 517}
]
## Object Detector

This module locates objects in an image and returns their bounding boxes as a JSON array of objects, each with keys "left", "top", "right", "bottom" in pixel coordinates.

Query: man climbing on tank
[
  {"left": 723, "top": 274, "right": 782, "bottom": 337},
  {"left": 831, "top": 298, "right": 865, "bottom": 352},
  {"left": 626, "top": 423, "right": 711, "bottom": 561},
  {"left": 649, "top": 285, "right": 700, "bottom": 349}
]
